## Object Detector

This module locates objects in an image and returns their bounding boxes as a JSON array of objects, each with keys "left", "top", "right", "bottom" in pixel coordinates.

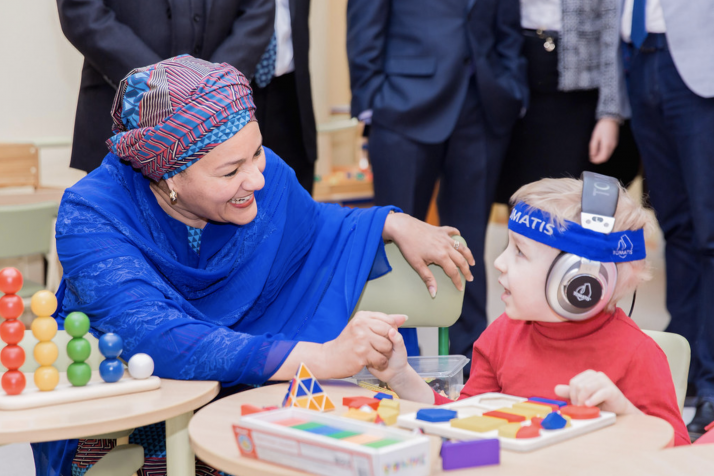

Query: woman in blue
[{"left": 34, "top": 56, "right": 474, "bottom": 475}]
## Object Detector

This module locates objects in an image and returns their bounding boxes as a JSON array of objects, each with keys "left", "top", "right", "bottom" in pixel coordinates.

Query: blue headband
[{"left": 508, "top": 202, "right": 646, "bottom": 263}]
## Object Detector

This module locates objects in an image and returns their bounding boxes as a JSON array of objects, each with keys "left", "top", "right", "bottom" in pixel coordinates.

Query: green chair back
[{"left": 0, "top": 201, "right": 59, "bottom": 259}]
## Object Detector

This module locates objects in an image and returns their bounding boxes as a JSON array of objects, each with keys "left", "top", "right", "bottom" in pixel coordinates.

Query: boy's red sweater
[{"left": 433, "top": 308, "right": 690, "bottom": 446}]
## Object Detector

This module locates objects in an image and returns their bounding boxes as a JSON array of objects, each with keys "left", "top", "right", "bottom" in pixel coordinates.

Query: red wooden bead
[
  {"left": 0, "top": 294, "right": 25, "bottom": 320},
  {"left": 0, "top": 345, "right": 25, "bottom": 370},
  {"left": 0, "top": 319, "right": 25, "bottom": 345},
  {"left": 560, "top": 405, "right": 600, "bottom": 420},
  {"left": 0, "top": 268, "right": 23, "bottom": 295},
  {"left": 1, "top": 369, "right": 25, "bottom": 395}
]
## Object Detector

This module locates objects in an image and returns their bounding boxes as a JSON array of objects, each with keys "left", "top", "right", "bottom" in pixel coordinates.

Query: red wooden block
[
  {"left": 560, "top": 405, "right": 600, "bottom": 420},
  {"left": 483, "top": 410, "right": 526, "bottom": 423},
  {"left": 241, "top": 404, "right": 267, "bottom": 416},
  {"left": 343, "top": 396, "right": 380, "bottom": 410},
  {"left": 526, "top": 400, "right": 560, "bottom": 411},
  {"left": 516, "top": 425, "right": 540, "bottom": 439},
  {"left": 530, "top": 417, "right": 543, "bottom": 428}
]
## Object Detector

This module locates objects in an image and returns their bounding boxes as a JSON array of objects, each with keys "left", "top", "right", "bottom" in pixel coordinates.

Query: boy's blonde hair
[{"left": 511, "top": 178, "right": 655, "bottom": 312}]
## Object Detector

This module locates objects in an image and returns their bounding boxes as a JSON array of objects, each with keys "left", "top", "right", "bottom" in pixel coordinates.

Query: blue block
[
  {"left": 303, "top": 425, "right": 342, "bottom": 436},
  {"left": 416, "top": 408, "right": 458, "bottom": 423},
  {"left": 540, "top": 412, "right": 567, "bottom": 430},
  {"left": 441, "top": 439, "right": 500, "bottom": 470},
  {"left": 374, "top": 393, "right": 393, "bottom": 400},
  {"left": 529, "top": 396, "right": 567, "bottom": 407}
]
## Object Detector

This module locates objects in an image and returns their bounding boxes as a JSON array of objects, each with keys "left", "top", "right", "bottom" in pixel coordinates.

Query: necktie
[
  {"left": 254, "top": 32, "right": 277, "bottom": 88},
  {"left": 631, "top": 0, "right": 647, "bottom": 48}
]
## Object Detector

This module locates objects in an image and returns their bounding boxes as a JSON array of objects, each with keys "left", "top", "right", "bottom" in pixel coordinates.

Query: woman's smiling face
[{"left": 165, "top": 121, "right": 266, "bottom": 226}]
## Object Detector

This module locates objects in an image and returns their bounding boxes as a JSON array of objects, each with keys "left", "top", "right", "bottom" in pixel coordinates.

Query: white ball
[{"left": 128, "top": 353, "right": 154, "bottom": 379}]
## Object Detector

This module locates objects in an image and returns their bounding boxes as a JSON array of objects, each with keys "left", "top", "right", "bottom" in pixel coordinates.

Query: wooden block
[
  {"left": 513, "top": 402, "right": 553, "bottom": 416},
  {"left": 560, "top": 405, "right": 600, "bottom": 420},
  {"left": 482, "top": 410, "right": 525, "bottom": 423},
  {"left": 450, "top": 416, "right": 508, "bottom": 433},
  {"left": 377, "top": 406, "right": 399, "bottom": 426},
  {"left": 497, "top": 422, "right": 522, "bottom": 438},
  {"left": 494, "top": 406, "right": 541, "bottom": 419},
  {"left": 241, "top": 404, "right": 266, "bottom": 416},
  {"left": 378, "top": 398, "right": 400, "bottom": 411},
  {"left": 525, "top": 399, "right": 561, "bottom": 411},
  {"left": 344, "top": 408, "right": 377, "bottom": 422},
  {"left": 343, "top": 396, "right": 380, "bottom": 410},
  {"left": 516, "top": 425, "right": 540, "bottom": 439},
  {"left": 441, "top": 439, "right": 500, "bottom": 470}
]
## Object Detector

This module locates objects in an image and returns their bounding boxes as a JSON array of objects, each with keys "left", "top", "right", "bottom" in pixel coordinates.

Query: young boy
[{"left": 370, "top": 176, "right": 690, "bottom": 446}]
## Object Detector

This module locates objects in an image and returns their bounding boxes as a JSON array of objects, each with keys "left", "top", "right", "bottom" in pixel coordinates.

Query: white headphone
[{"left": 544, "top": 173, "right": 620, "bottom": 321}]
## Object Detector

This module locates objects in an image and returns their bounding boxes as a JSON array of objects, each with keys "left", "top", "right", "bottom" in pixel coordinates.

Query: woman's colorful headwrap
[{"left": 107, "top": 55, "right": 256, "bottom": 181}]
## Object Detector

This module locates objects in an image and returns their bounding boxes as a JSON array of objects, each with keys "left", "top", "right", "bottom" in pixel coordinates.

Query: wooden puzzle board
[
  {"left": 397, "top": 392, "right": 616, "bottom": 452},
  {"left": 0, "top": 371, "right": 161, "bottom": 411}
]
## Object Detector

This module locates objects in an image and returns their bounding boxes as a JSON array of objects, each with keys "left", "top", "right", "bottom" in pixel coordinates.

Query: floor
[{"left": 0, "top": 206, "right": 695, "bottom": 476}]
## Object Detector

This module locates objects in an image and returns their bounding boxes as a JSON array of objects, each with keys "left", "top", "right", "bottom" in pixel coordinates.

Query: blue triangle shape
[
  {"left": 312, "top": 381, "right": 323, "bottom": 395},
  {"left": 301, "top": 378, "right": 313, "bottom": 394},
  {"left": 296, "top": 382, "right": 308, "bottom": 397}
]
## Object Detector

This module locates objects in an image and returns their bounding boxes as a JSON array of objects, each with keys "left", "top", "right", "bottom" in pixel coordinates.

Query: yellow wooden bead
[
  {"left": 34, "top": 365, "right": 59, "bottom": 391},
  {"left": 33, "top": 341, "right": 58, "bottom": 366},
  {"left": 30, "top": 290, "right": 57, "bottom": 317},
  {"left": 31, "top": 316, "right": 58, "bottom": 341}
]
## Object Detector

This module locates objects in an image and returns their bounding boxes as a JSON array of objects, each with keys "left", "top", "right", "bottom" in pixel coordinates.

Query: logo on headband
[
  {"left": 509, "top": 208, "right": 556, "bottom": 236},
  {"left": 614, "top": 235, "right": 633, "bottom": 258}
]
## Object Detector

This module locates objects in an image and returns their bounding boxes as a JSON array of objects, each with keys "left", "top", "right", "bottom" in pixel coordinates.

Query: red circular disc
[
  {"left": 0, "top": 345, "right": 25, "bottom": 370},
  {"left": 0, "top": 268, "right": 23, "bottom": 295},
  {"left": 1, "top": 369, "right": 25, "bottom": 395},
  {"left": 0, "top": 294, "right": 25, "bottom": 320},
  {"left": 0, "top": 319, "right": 26, "bottom": 345},
  {"left": 560, "top": 405, "right": 600, "bottom": 420}
]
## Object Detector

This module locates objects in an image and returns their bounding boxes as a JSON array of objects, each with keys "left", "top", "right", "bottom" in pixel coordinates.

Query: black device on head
[{"left": 545, "top": 172, "right": 620, "bottom": 321}]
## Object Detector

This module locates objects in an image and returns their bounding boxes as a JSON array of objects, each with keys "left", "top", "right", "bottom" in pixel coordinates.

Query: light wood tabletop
[
  {"left": 0, "top": 187, "right": 66, "bottom": 206},
  {"left": 189, "top": 380, "right": 676, "bottom": 476}
]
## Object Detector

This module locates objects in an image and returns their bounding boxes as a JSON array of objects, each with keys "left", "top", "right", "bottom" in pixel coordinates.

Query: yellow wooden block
[
  {"left": 377, "top": 407, "right": 399, "bottom": 426},
  {"left": 378, "top": 399, "right": 400, "bottom": 412},
  {"left": 450, "top": 415, "right": 508, "bottom": 433},
  {"left": 345, "top": 408, "right": 377, "bottom": 422},
  {"left": 563, "top": 415, "right": 572, "bottom": 428},
  {"left": 513, "top": 402, "right": 553, "bottom": 416},
  {"left": 495, "top": 406, "right": 541, "bottom": 419},
  {"left": 498, "top": 422, "right": 523, "bottom": 438}
]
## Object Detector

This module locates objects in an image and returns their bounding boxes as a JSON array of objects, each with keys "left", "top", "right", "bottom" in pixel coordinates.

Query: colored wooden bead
[
  {"left": 34, "top": 366, "right": 59, "bottom": 391},
  {"left": 0, "top": 267, "right": 23, "bottom": 295},
  {"left": 451, "top": 416, "right": 508, "bottom": 433},
  {"left": 67, "top": 337, "right": 91, "bottom": 362},
  {"left": 30, "top": 290, "right": 57, "bottom": 317},
  {"left": 99, "top": 358, "right": 124, "bottom": 383},
  {"left": 67, "top": 362, "right": 92, "bottom": 387},
  {"left": 0, "top": 319, "right": 25, "bottom": 345},
  {"left": 33, "top": 341, "right": 58, "bottom": 366},
  {"left": 99, "top": 333, "right": 123, "bottom": 358},
  {"left": 64, "top": 312, "right": 90, "bottom": 337},
  {"left": 31, "top": 316, "right": 58, "bottom": 341},
  {"left": 560, "top": 405, "right": 600, "bottom": 420},
  {"left": 1, "top": 369, "right": 25, "bottom": 395},
  {"left": 0, "top": 294, "right": 24, "bottom": 320},
  {"left": 128, "top": 353, "right": 154, "bottom": 379},
  {"left": 0, "top": 344, "right": 25, "bottom": 369}
]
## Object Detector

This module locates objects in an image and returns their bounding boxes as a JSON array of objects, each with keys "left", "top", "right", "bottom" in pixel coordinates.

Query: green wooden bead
[
  {"left": 67, "top": 362, "right": 92, "bottom": 386},
  {"left": 66, "top": 337, "right": 91, "bottom": 362},
  {"left": 65, "top": 312, "right": 90, "bottom": 337}
]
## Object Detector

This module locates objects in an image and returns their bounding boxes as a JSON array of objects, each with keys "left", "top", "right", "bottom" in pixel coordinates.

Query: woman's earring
[{"left": 169, "top": 189, "right": 178, "bottom": 204}]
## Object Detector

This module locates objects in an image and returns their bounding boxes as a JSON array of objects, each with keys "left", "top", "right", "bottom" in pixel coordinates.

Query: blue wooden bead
[
  {"left": 98, "top": 333, "right": 123, "bottom": 358},
  {"left": 99, "top": 358, "right": 124, "bottom": 383}
]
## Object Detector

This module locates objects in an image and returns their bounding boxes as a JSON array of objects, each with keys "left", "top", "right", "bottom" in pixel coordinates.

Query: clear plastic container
[{"left": 349, "top": 355, "right": 469, "bottom": 400}]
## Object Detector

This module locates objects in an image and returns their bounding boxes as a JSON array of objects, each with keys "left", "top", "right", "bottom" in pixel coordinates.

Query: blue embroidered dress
[{"left": 34, "top": 148, "right": 396, "bottom": 475}]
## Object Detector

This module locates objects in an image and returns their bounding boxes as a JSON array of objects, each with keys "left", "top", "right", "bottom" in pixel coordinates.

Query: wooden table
[
  {"left": 189, "top": 381, "right": 675, "bottom": 476},
  {"left": 0, "top": 378, "right": 219, "bottom": 476}
]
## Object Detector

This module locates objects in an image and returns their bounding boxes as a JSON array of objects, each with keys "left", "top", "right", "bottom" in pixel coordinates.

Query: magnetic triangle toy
[{"left": 281, "top": 363, "right": 335, "bottom": 412}]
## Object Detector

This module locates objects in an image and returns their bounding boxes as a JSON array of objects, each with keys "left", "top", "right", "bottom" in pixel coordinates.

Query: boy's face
[{"left": 494, "top": 231, "right": 565, "bottom": 322}]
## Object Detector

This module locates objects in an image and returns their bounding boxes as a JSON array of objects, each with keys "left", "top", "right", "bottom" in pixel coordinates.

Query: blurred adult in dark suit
[
  {"left": 58, "top": 0, "right": 316, "bottom": 193},
  {"left": 347, "top": 0, "right": 528, "bottom": 368}
]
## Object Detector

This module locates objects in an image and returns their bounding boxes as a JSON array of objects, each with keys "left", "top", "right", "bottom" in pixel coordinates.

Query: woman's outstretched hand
[{"left": 382, "top": 212, "right": 474, "bottom": 297}]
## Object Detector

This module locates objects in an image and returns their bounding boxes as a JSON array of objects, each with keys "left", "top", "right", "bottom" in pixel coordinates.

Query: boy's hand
[
  {"left": 554, "top": 370, "right": 643, "bottom": 415},
  {"left": 366, "top": 327, "right": 409, "bottom": 384}
]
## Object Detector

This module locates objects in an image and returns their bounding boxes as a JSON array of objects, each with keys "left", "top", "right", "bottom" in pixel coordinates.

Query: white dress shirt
[
  {"left": 274, "top": 0, "right": 294, "bottom": 77},
  {"left": 621, "top": 0, "right": 667, "bottom": 42},
  {"left": 520, "top": 0, "right": 562, "bottom": 31}
]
